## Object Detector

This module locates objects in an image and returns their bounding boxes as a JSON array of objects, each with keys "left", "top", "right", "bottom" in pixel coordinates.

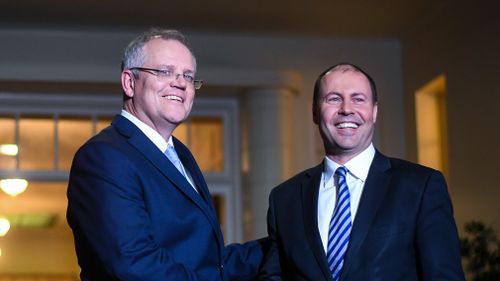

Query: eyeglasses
[{"left": 129, "top": 67, "right": 203, "bottom": 90}]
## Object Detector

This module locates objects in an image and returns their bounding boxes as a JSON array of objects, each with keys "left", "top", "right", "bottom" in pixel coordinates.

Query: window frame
[{"left": 0, "top": 92, "right": 242, "bottom": 242}]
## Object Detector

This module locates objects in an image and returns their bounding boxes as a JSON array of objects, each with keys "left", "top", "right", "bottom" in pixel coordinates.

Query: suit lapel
[
  {"left": 174, "top": 138, "right": 212, "bottom": 203},
  {"left": 174, "top": 138, "right": 224, "bottom": 235},
  {"left": 173, "top": 138, "right": 225, "bottom": 239},
  {"left": 112, "top": 115, "right": 224, "bottom": 242},
  {"left": 302, "top": 163, "right": 335, "bottom": 281},
  {"left": 340, "top": 151, "right": 391, "bottom": 281}
]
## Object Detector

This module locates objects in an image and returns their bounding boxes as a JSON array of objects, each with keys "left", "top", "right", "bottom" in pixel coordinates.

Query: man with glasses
[{"left": 67, "top": 28, "right": 265, "bottom": 281}]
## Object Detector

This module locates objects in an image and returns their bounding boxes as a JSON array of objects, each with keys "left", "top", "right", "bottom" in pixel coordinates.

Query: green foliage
[{"left": 460, "top": 221, "right": 500, "bottom": 281}]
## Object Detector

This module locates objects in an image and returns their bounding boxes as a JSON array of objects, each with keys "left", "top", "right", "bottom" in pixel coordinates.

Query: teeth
[
  {"left": 166, "top": 95, "right": 183, "bottom": 102},
  {"left": 336, "top": 122, "right": 358, "bottom": 129}
]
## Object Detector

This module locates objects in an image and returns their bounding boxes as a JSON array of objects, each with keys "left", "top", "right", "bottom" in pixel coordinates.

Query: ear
[
  {"left": 121, "top": 70, "right": 136, "bottom": 98},
  {"left": 372, "top": 103, "right": 378, "bottom": 123}
]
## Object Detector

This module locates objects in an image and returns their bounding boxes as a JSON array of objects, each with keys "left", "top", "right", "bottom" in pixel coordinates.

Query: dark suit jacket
[
  {"left": 259, "top": 151, "right": 465, "bottom": 281},
  {"left": 67, "top": 115, "right": 263, "bottom": 281}
]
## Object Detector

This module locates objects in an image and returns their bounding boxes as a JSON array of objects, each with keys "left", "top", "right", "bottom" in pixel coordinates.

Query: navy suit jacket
[
  {"left": 67, "top": 115, "right": 263, "bottom": 281},
  {"left": 259, "top": 151, "right": 465, "bottom": 281}
]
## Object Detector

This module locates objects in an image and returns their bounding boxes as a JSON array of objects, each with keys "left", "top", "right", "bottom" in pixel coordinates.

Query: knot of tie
[{"left": 335, "top": 166, "right": 347, "bottom": 179}]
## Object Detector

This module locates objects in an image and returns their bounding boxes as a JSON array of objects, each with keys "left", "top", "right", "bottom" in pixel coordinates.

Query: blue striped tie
[{"left": 326, "top": 166, "right": 352, "bottom": 281}]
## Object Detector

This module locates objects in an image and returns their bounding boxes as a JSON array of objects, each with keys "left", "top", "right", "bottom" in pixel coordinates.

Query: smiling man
[
  {"left": 258, "top": 63, "right": 465, "bottom": 281},
  {"left": 67, "top": 29, "right": 264, "bottom": 281}
]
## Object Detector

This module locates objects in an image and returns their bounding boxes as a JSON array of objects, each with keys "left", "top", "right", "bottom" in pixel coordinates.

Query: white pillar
[{"left": 244, "top": 87, "right": 295, "bottom": 238}]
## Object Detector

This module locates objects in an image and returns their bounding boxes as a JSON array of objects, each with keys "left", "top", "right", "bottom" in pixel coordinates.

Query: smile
[
  {"left": 165, "top": 95, "right": 184, "bottom": 103},
  {"left": 336, "top": 122, "right": 358, "bottom": 129}
]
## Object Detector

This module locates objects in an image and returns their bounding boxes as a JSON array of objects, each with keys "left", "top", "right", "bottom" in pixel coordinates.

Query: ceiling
[{"left": 0, "top": 0, "right": 454, "bottom": 38}]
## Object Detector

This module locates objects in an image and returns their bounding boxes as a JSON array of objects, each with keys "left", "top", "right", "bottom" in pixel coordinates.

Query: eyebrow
[
  {"left": 324, "top": 91, "right": 341, "bottom": 96},
  {"left": 351, "top": 92, "right": 367, "bottom": 96},
  {"left": 323, "top": 91, "right": 368, "bottom": 100},
  {"left": 157, "top": 64, "right": 195, "bottom": 74}
]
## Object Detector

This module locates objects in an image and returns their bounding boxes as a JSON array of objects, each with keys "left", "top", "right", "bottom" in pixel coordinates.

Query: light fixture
[
  {"left": 0, "top": 179, "right": 28, "bottom": 197},
  {"left": 0, "top": 144, "right": 18, "bottom": 156},
  {"left": 0, "top": 217, "right": 10, "bottom": 236}
]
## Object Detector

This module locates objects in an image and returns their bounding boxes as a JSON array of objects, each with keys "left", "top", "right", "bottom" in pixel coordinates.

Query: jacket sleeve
[
  {"left": 256, "top": 189, "right": 283, "bottom": 281},
  {"left": 415, "top": 170, "right": 465, "bottom": 281},
  {"left": 223, "top": 238, "right": 267, "bottom": 281}
]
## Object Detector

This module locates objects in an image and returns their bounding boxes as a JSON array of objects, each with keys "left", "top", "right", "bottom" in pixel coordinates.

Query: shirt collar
[
  {"left": 121, "top": 110, "right": 172, "bottom": 153},
  {"left": 323, "top": 143, "right": 376, "bottom": 182}
]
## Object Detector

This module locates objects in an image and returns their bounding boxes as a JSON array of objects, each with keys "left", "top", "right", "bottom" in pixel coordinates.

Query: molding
[{"left": 0, "top": 66, "right": 304, "bottom": 95}]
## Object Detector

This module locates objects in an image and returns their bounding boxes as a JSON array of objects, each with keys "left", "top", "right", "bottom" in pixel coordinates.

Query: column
[{"left": 243, "top": 87, "right": 295, "bottom": 239}]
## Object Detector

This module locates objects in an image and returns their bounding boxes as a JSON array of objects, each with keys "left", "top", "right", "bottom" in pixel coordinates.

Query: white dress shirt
[
  {"left": 317, "top": 144, "right": 376, "bottom": 252},
  {"left": 120, "top": 110, "right": 196, "bottom": 189}
]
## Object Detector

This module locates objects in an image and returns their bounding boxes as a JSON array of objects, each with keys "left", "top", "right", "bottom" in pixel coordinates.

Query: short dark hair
[{"left": 312, "top": 62, "right": 377, "bottom": 117}]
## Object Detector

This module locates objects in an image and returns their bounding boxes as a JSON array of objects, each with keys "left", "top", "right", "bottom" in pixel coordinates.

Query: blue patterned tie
[
  {"left": 326, "top": 166, "right": 352, "bottom": 281},
  {"left": 164, "top": 145, "right": 186, "bottom": 177}
]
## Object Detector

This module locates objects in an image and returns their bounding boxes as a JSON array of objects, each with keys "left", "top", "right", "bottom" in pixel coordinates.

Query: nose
[
  {"left": 339, "top": 101, "right": 353, "bottom": 115},
  {"left": 171, "top": 73, "right": 187, "bottom": 88}
]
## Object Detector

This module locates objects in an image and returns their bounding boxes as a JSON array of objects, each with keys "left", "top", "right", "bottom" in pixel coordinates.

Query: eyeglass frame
[{"left": 129, "top": 67, "right": 203, "bottom": 90}]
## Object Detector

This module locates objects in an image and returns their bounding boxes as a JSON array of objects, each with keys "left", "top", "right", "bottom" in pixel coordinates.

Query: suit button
[{"left": 220, "top": 264, "right": 224, "bottom": 269}]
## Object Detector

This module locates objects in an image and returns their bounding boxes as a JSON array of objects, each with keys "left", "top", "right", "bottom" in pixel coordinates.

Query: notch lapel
[
  {"left": 112, "top": 115, "right": 224, "bottom": 243},
  {"left": 302, "top": 163, "right": 335, "bottom": 281},
  {"left": 173, "top": 138, "right": 212, "bottom": 203},
  {"left": 174, "top": 138, "right": 223, "bottom": 234},
  {"left": 339, "top": 152, "right": 391, "bottom": 281}
]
